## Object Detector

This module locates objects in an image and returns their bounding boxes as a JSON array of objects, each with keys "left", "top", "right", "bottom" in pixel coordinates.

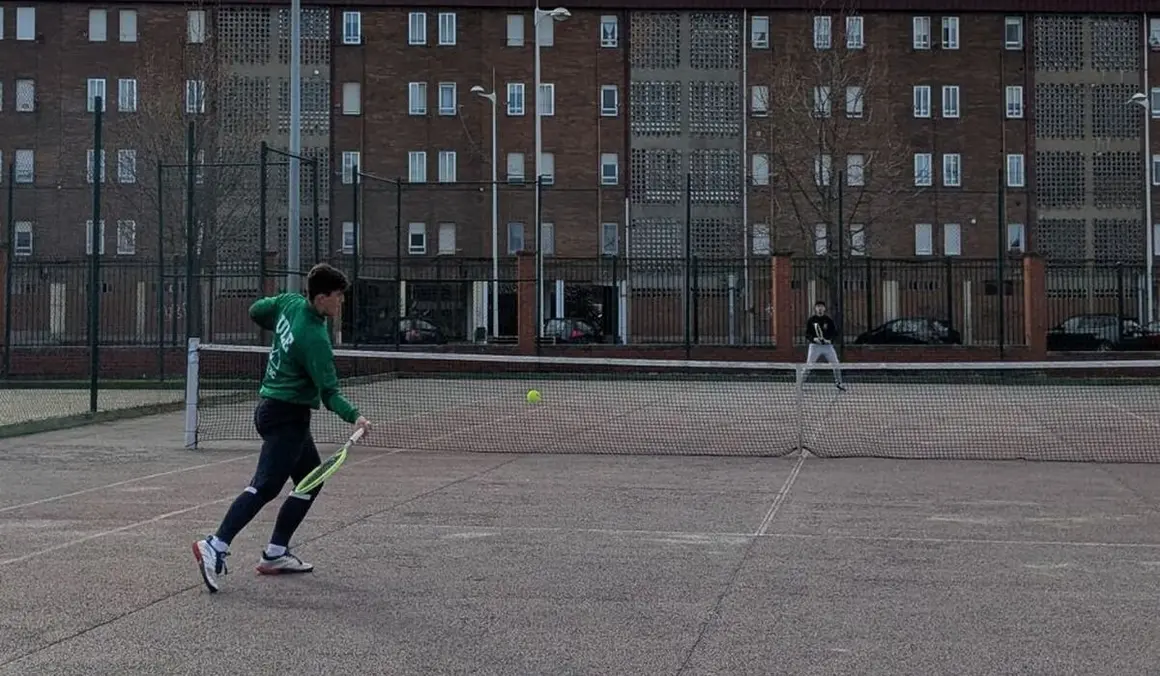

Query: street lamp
[
  {"left": 533, "top": 5, "right": 570, "bottom": 337},
  {"left": 471, "top": 84, "right": 500, "bottom": 339},
  {"left": 1129, "top": 91, "right": 1154, "bottom": 322}
]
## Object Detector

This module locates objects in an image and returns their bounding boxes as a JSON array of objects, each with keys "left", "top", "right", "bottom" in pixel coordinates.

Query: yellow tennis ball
[{"left": 526, "top": 389, "right": 541, "bottom": 403}]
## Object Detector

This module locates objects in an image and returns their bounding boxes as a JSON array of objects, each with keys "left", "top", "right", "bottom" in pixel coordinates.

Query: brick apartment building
[{"left": 1, "top": 0, "right": 1158, "bottom": 345}]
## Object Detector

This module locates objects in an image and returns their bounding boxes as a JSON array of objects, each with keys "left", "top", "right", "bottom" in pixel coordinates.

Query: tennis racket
[{"left": 294, "top": 427, "right": 365, "bottom": 494}]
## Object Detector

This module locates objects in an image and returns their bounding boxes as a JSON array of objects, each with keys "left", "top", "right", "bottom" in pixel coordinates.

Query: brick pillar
[
  {"left": 770, "top": 256, "right": 795, "bottom": 358},
  {"left": 0, "top": 244, "right": 7, "bottom": 363},
  {"left": 517, "top": 251, "right": 536, "bottom": 355},
  {"left": 262, "top": 251, "right": 279, "bottom": 296},
  {"left": 1022, "top": 254, "right": 1046, "bottom": 359}
]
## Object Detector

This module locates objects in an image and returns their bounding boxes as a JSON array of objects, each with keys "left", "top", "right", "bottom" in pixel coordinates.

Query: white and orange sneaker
[{"left": 255, "top": 550, "right": 314, "bottom": 575}]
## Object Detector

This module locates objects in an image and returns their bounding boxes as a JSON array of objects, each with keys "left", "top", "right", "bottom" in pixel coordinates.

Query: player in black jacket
[{"left": 804, "top": 301, "right": 845, "bottom": 390}]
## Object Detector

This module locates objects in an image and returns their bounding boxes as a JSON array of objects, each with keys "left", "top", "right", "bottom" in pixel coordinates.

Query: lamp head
[
  {"left": 470, "top": 85, "right": 485, "bottom": 94},
  {"left": 549, "top": 7, "right": 570, "bottom": 20},
  {"left": 1129, "top": 92, "right": 1149, "bottom": 106}
]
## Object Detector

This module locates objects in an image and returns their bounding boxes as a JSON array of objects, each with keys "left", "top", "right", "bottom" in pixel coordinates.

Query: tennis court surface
[{"left": 2, "top": 411, "right": 1160, "bottom": 675}]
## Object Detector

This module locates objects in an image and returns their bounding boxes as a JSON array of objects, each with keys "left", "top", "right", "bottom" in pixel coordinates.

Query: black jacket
[{"left": 805, "top": 315, "right": 838, "bottom": 342}]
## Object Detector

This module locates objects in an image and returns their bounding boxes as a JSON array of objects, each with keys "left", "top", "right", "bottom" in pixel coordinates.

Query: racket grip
[{"left": 350, "top": 427, "right": 366, "bottom": 444}]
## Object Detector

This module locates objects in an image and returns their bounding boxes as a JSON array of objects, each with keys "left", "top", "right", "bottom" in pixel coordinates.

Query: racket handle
[{"left": 350, "top": 427, "right": 366, "bottom": 444}]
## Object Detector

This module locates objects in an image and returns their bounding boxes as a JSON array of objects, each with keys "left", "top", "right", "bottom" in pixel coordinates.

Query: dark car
[
  {"left": 358, "top": 316, "right": 448, "bottom": 346},
  {"left": 1047, "top": 314, "right": 1160, "bottom": 352},
  {"left": 543, "top": 318, "right": 603, "bottom": 344},
  {"left": 853, "top": 317, "right": 962, "bottom": 345}
]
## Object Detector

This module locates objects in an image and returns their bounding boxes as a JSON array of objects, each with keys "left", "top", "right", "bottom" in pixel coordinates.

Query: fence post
[
  {"left": 88, "top": 96, "right": 104, "bottom": 414},
  {"left": 184, "top": 121, "right": 197, "bottom": 341},
  {"left": 3, "top": 162, "right": 14, "bottom": 377},
  {"left": 997, "top": 170, "right": 1006, "bottom": 358},
  {"left": 312, "top": 158, "right": 321, "bottom": 264},
  {"left": 944, "top": 257, "right": 955, "bottom": 332},
  {"left": 683, "top": 172, "right": 692, "bottom": 358},
  {"left": 156, "top": 161, "right": 166, "bottom": 382},
  {"left": 394, "top": 177, "right": 402, "bottom": 350},
  {"left": 1116, "top": 262, "right": 1126, "bottom": 342},
  {"left": 836, "top": 170, "right": 845, "bottom": 348}
]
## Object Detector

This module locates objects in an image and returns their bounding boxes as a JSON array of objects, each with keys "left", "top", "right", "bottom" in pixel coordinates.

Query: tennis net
[{"left": 186, "top": 340, "right": 1160, "bottom": 462}]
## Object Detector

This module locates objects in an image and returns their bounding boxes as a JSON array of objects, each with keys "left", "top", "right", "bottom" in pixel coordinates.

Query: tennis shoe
[
  {"left": 192, "top": 537, "right": 230, "bottom": 593},
  {"left": 256, "top": 551, "right": 314, "bottom": 575}
]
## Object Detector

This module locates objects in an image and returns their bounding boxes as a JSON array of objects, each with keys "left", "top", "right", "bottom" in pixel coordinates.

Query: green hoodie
[{"left": 248, "top": 293, "right": 360, "bottom": 424}]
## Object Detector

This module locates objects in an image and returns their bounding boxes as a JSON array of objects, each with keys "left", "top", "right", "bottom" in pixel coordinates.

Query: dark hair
[
  {"left": 814, "top": 300, "right": 826, "bottom": 307},
  {"left": 306, "top": 263, "right": 349, "bottom": 300}
]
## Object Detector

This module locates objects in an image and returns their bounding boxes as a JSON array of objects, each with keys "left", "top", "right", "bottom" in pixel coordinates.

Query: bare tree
[{"left": 755, "top": 5, "right": 921, "bottom": 257}]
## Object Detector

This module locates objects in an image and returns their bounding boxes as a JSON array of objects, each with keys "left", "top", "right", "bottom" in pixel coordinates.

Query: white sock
[
  {"left": 208, "top": 536, "right": 230, "bottom": 553},
  {"left": 264, "top": 544, "right": 287, "bottom": 558}
]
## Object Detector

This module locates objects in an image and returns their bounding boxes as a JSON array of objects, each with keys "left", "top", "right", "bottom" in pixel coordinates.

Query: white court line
[
  {"left": 763, "top": 531, "right": 1160, "bottom": 549},
  {"left": 1100, "top": 401, "right": 1160, "bottom": 430},
  {"left": 753, "top": 453, "right": 806, "bottom": 536}
]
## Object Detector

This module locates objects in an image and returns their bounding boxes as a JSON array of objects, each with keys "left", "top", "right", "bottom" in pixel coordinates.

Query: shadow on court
[{"left": 2, "top": 412, "right": 1160, "bottom": 675}]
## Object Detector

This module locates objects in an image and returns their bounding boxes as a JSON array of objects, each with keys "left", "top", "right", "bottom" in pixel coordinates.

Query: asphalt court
[{"left": 2, "top": 412, "right": 1160, "bottom": 675}]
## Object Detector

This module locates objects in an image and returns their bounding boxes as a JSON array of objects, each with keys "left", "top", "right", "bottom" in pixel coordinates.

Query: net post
[
  {"left": 793, "top": 364, "right": 805, "bottom": 454},
  {"left": 183, "top": 336, "right": 200, "bottom": 449}
]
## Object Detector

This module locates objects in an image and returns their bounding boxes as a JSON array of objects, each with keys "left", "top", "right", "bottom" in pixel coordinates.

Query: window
[
  {"left": 15, "top": 79, "right": 34, "bottom": 112},
  {"left": 813, "top": 86, "right": 831, "bottom": 118},
  {"left": 751, "top": 16, "right": 769, "bottom": 48},
  {"left": 751, "top": 85, "right": 769, "bottom": 116},
  {"left": 914, "top": 223, "right": 933, "bottom": 255},
  {"left": 1152, "top": 18, "right": 1160, "bottom": 49},
  {"left": 506, "top": 82, "right": 525, "bottom": 115},
  {"left": 539, "top": 152, "right": 555, "bottom": 185},
  {"left": 813, "top": 16, "right": 831, "bottom": 49},
  {"left": 846, "top": 154, "right": 864, "bottom": 186},
  {"left": 846, "top": 86, "right": 863, "bottom": 118},
  {"left": 16, "top": 7, "right": 35, "bottom": 41},
  {"left": 188, "top": 10, "right": 206, "bottom": 43},
  {"left": 185, "top": 80, "right": 205, "bottom": 114},
  {"left": 507, "top": 152, "right": 525, "bottom": 182},
  {"left": 1153, "top": 154, "right": 1160, "bottom": 186},
  {"left": 87, "top": 78, "right": 107, "bottom": 113},
  {"left": 537, "top": 15, "right": 554, "bottom": 46},
  {"left": 752, "top": 154, "right": 770, "bottom": 186},
  {"left": 1005, "top": 86, "right": 1023, "bottom": 118},
  {"left": 438, "top": 12, "right": 456, "bottom": 45},
  {"left": 849, "top": 225, "right": 866, "bottom": 256},
  {"left": 86, "top": 149, "right": 106, "bottom": 183},
  {"left": 116, "top": 220, "right": 136, "bottom": 255},
  {"left": 941, "top": 85, "right": 960, "bottom": 118},
  {"left": 342, "top": 11, "right": 361, "bottom": 45},
  {"left": 341, "top": 222, "right": 356, "bottom": 254},
  {"left": 814, "top": 154, "right": 832, "bottom": 186},
  {"left": 438, "top": 223, "right": 456, "bottom": 254},
  {"left": 846, "top": 16, "right": 863, "bottom": 49},
  {"left": 1152, "top": 88, "right": 1160, "bottom": 118},
  {"left": 341, "top": 151, "right": 360, "bottom": 184},
  {"left": 537, "top": 83, "right": 555, "bottom": 116},
  {"left": 601, "top": 222, "right": 619, "bottom": 255},
  {"left": 13, "top": 222, "right": 32, "bottom": 257},
  {"left": 336, "top": 82, "right": 360, "bottom": 115},
  {"left": 117, "top": 149, "right": 136, "bottom": 183},
  {"left": 600, "top": 85, "right": 618, "bottom": 116},
  {"left": 408, "top": 151, "right": 427, "bottom": 183},
  {"left": 1007, "top": 223, "right": 1025, "bottom": 252},
  {"left": 752, "top": 224, "right": 771, "bottom": 255},
  {"left": 943, "top": 223, "right": 961, "bottom": 256},
  {"left": 1006, "top": 153, "right": 1025, "bottom": 187},
  {"left": 118, "top": 78, "right": 137, "bottom": 112},
  {"left": 438, "top": 82, "right": 457, "bottom": 115},
  {"left": 913, "top": 16, "right": 931, "bottom": 49},
  {"left": 14, "top": 150, "right": 34, "bottom": 183},
  {"left": 408, "top": 82, "right": 427, "bottom": 115},
  {"left": 507, "top": 222, "right": 525, "bottom": 254},
  {"left": 408, "top": 12, "right": 426, "bottom": 45},
  {"left": 814, "top": 224, "right": 828, "bottom": 255},
  {"left": 1004, "top": 16, "right": 1023, "bottom": 50},
  {"left": 438, "top": 151, "right": 456, "bottom": 183},
  {"left": 540, "top": 222, "right": 555, "bottom": 256},
  {"left": 600, "top": 153, "right": 619, "bottom": 185},
  {"left": 941, "top": 17, "right": 959, "bottom": 49},
  {"left": 942, "top": 154, "right": 961, "bottom": 187},
  {"left": 119, "top": 9, "right": 137, "bottom": 42},
  {"left": 85, "top": 219, "right": 106, "bottom": 256},
  {"left": 601, "top": 15, "right": 618, "bottom": 47},
  {"left": 408, "top": 223, "right": 426, "bottom": 254},
  {"left": 913, "top": 85, "right": 931, "bottom": 118},
  {"left": 507, "top": 14, "right": 525, "bottom": 46},
  {"left": 89, "top": 9, "right": 107, "bottom": 41},
  {"left": 0, "top": 9, "right": 6, "bottom": 40},
  {"left": 914, "top": 153, "right": 932, "bottom": 186}
]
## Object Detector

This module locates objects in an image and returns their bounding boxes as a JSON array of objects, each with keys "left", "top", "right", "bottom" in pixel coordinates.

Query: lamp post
[
  {"left": 471, "top": 84, "right": 500, "bottom": 339},
  {"left": 1129, "top": 91, "right": 1154, "bottom": 322},
  {"left": 533, "top": 5, "right": 570, "bottom": 336}
]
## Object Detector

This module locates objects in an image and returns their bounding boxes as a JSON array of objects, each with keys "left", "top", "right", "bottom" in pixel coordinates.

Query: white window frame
[
  {"left": 751, "top": 16, "right": 769, "bottom": 49},
  {"left": 86, "top": 149, "right": 106, "bottom": 184},
  {"left": 1153, "top": 154, "right": 1160, "bottom": 186},
  {"left": 341, "top": 222, "right": 356, "bottom": 254},
  {"left": 87, "top": 78, "right": 107, "bottom": 113},
  {"left": 507, "top": 222, "right": 525, "bottom": 254},
  {"left": 438, "top": 222, "right": 457, "bottom": 255},
  {"left": 941, "top": 85, "right": 960, "bottom": 118},
  {"left": 914, "top": 153, "right": 933, "bottom": 186},
  {"left": 342, "top": 82, "right": 361, "bottom": 115},
  {"left": 408, "top": 151, "right": 428, "bottom": 183},
  {"left": 914, "top": 223, "right": 933, "bottom": 256},
  {"left": 507, "top": 14, "right": 525, "bottom": 47},
  {"left": 438, "top": 150, "right": 456, "bottom": 183},
  {"left": 16, "top": 7, "right": 35, "bottom": 41},
  {"left": 846, "top": 16, "right": 863, "bottom": 49},
  {"left": 437, "top": 12, "right": 456, "bottom": 46},
  {"left": 941, "top": 17, "right": 960, "bottom": 50},
  {"left": 85, "top": 219, "right": 107, "bottom": 256},
  {"left": 540, "top": 222, "right": 555, "bottom": 256},
  {"left": 507, "top": 152, "right": 525, "bottom": 183},
  {"left": 341, "top": 151, "right": 360, "bottom": 184},
  {"left": 600, "top": 85, "right": 618, "bottom": 116},
  {"left": 117, "top": 149, "right": 136, "bottom": 184},
  {"left": 1152, "top": 88, "right": 1160, "bottom": 118},
  {"left": 846, "top": 154, "right": 864, "bottom": 186},
  {"left": 507, "top": 82, "right": 525, "bottom": 116},
  {"left": 408, "top": 223, "right": 427, "bottom": 255},
  {"left": 813, "top": 85, "right": 831, "bottom": 118},
  {"left": 540, "top": 152, "right": 555, "bottom": 185},
  {"left": 15, "top": 79, "right": 35, "bottom": 112},
  {"left": 185, "top": 80, "right": 205, "bottom": 114},
  {"left": 913, "top": 85, "right": 931, "bottom": 118},
  {"left": 600, "top": 153, "right": 619, "bottom": 185},
  {"left": 813, "top": 15, "right": 831, "bottom": 49},
  {"left": 814, "top": 224, "right": 828, "bottom": 255},
  {"left": 408, "top": 12, "right": 427, "bottom": 45},
  {"left": 846, "top": 86, "right": 863, "bottom": 118},
  {"left": 537, "top": 15, "right": 554, "bottom": 46},
  {"left": 752, "top": 153, "right": 770, "bottom": 186},
  {"left": 537, "top": 83, "right": 555, "bottom": 116},
  {"left": 116, "top": 219, "right": 136, "bottom": 255},
  {"left": 408, "top": 82, "right": 427, "bottom": 115},
  {"left": 0, "top": 9, "right": 6, "bottom": 40},
  {"left": 849, "top": 225, "right": 866, "bottom": 256},
  {"left": 14, "top": 150, "right": 34, "bottom": 183},
  {"left": 119, "top": 9, "right": 137, "bottom": 42},
  {"left": 814, "top": 154, "right": 832, "bottom": 186},
  {"left": 438, "top": 82, "right": 457, "bottom": 116},
  {"left": 1005, "top": 85, "right": 1023, "bottom": 119},
  {"left": 1004, "top": 16, "right": 1023, "bottom": 50},
  {"left": 88, "top": 9, "right": 108, "bottom": 42},
  {"left": 942, "top": 153, "right": 961, "bottom": 187},
  {"left": 1151, "top": 18, "right": 1160, "bottom": 50},
  {"left": 13, "top": 222, "right": 33, "bottom": 257},
  {"left": 342, "top": 11, "right": 361, "bottom": 45},
  {"left": 601, "top": 222, "right": 619, "bottom": 255},
  {"left": 943, "top": 223, "right": 961, "bottom": 256},
  {"left": 187, "top": 10, "right": 206, "bottom": 43},
  {"left": 117, "top": 78, "right": 137, "bottom": 113},
  {"left": 600, "top": 15, "right": 618, "bottom": 47},
  {"left": 912, "top": 16, "right": 931, "bottom": 49},
  {"left": 752, "top": 224, "right": 771, "bottom": 255},
  {"left": 1007, "top": 223, "right": 1025, "bottom": 252},
  {"left": 751, "top": 85, "right": 769, "bottom": 116},
  {"left": 1006, "top": 153, "right": 1025, "bottom": 188}
]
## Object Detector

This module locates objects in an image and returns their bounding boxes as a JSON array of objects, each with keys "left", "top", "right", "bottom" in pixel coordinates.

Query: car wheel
[{"left": 1096, "top": 341, "right": 1112, "bottom": 352}]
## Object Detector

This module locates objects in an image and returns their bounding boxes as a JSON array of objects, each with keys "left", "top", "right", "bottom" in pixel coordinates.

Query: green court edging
[
  {"left": 0, "top": 379, "right": 186, "bottom": 391},
  {"left": 0, "top": 400, "right": 188, "bottom": 440}
]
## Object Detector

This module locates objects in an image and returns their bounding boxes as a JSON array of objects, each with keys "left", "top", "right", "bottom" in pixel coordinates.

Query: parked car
[
  {"left": 853, "top": 317, "right": 962, "bottom": 345},
  {"left": 543, "top": 318, "right": 603, "bottom": 344},
  {"left": 359, "top": 316, "right": 448, "bottom": 346},
  {"left": 1047, "top": 314, "right": 1160, "bottom": 351}
]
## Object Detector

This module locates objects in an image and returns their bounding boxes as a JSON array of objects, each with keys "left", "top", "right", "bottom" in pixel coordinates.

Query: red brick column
[
  {"left": 1022, "top": 254, "right": 1046, "bottom": 359},
  {"left": 771, "top": 256, "right": 795, "bottom": 357},
  {"left": 0, "top": 244, "right": 8, "bottom": 361},
  {"left": 517, "top": 251, "right": 536, "bottom": 355},
  {"left": 262, "top": 251, "right": 279, "bottom": 296}
]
